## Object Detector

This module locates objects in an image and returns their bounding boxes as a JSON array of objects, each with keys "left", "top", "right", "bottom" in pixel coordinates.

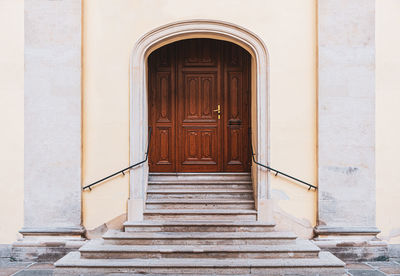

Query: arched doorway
[
  {"left": 148, "top": 38, "right": 251, "bottom": 173},
  {"left": 128, "top": 20, "right": 270, "bottom": 222}
]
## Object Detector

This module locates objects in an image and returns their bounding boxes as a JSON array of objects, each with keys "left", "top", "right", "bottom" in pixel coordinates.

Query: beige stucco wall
[
  {"left": 0, "top": 0, "right": 399, "bottom": 245},
  {"left": 0, "top": 0, "right": 24, "bottom": 243},
  {"left": 376, "top": 0, "right": 400, "bottom": 244},
  {"left": 82, "top": 0, "right": 318, "bottom": 232}
]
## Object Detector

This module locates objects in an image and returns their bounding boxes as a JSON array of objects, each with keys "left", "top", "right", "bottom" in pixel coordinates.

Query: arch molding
[{"left": 128, "top": 20, "right": 270, "bottom": 222}]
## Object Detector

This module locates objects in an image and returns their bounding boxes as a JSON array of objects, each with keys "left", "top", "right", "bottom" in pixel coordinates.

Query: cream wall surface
[
  {"left": 0, "top": 0, "right": 24, "bottom": 243},
  {"left": 376, "top": 0, "right": 400, "bottom": 245},
  {"left": 82, "top": 0, "right": 317, "bottom": 232},
  {"left": 0, "top": 0, "right": 399, "bottom": 244}
]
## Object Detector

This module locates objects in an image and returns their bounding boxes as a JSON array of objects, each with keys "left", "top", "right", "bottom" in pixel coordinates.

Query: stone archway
[{"left": 128, "top": 20, "right": 271, "bottom": 222}]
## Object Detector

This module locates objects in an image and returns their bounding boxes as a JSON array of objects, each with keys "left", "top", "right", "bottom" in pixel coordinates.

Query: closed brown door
[{"left": 148, "top": 39, "right": 250, "bottom": 172}]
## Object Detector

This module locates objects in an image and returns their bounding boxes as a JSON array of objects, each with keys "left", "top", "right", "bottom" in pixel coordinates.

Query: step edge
[
  {"left": 123, "top": 221, "right": 275, "bottom": 226},
  {"left": 102, "top": 231, "right": 298, "bottom": 240},
  {"left": 143, "top": 209, "right": 257, "bottom": 214},
  {"left": 145, "top": 200, "right": 255, "bottom": 203},
  {"left": 147, "top": 189, "right": 254, "bottom": 193},
  {"left": 55, "top": 251, "right": 345, "bottom": 268},
  {"left": 147, "top": 180, "right": 253, "bottom": 185},
  {"left": 80, "top": 240, "right": 320, "bottom": 253}
]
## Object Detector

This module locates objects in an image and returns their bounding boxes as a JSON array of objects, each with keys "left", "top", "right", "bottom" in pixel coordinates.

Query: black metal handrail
[
  {"left": 82, "top": 127, "right": 152, "bottom": 191},
  {"left": 248, "top": 130, "right": 317, "bottom": 191}
]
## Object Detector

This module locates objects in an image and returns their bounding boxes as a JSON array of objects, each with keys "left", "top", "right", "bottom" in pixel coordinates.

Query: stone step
[
  {"left": 102, "top": 230, "right": 297, "bottom": 245},
  {"left": 148, "top": 180, "right": 252, "bottom": 184},
  {"left": 123, "top": 220, "right": 275, "bottom": 232},
  {"left": 55, "top": 251, "right": 346, "bottom": 275},
  {"left": 145, "top": 199, "right": 255, "bottom": 209},
  {"left": 143, "top": 209, "right": 257, "bottom": 221},
  {"left": 147, "top": 189, "right": 254, "bottom": 200},
  {"left": 148, "top": 182, "right": 252, "bottom": 189},
  {"left": 80, "top": 239, "right": 320, "bottom": 259},
  {"left": 149, "top": 172, "right": 251, "bottom": 182}
]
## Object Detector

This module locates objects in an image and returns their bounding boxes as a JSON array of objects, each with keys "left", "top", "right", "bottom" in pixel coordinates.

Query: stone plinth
[
  {"left": 14, "top": 0, "right": 84, "bottom": 261},
  {"left": 315, "top": 0, "right": 387, "bottom": 261}
]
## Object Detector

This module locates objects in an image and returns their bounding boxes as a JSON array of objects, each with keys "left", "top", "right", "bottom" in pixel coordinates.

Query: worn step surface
[
  {"left": 103, "top": 230, "right": 297, "bottom": 245},
  {"left": 143, "top": 209, "right": 257, "bottom": 221},
  {"left": 146, "top": 199, "right": 255, "bottom": 209},
  {"left": 55, "top": 172, "right": 345, "bottom": 275},
  {"left": 123, "top": 220, "right": 275, "bottom": 232},
  {"left": 55, "top": 251, "right": 346, "bottom": 275},
  {"left": 147, "top": 189, "right": 254, "bottom": 200},
  {"left": 148, "top": 172, "right": 252, "bottom": 182},
  {"left": 80, "top": 239, "right": 320, "bottom": 259},
  {"left": 148, "top": 182, "right": 252, "bottom": 189}
]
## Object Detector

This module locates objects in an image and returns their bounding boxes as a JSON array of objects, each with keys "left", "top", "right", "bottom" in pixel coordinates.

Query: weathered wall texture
[
  {"left": 23, "top": 0, "right": 82, "bottom": 232},
  {"left": 317, "top": 0, "right": 376, "bottom": 230},
  {"left": 0, "top": 0, "right": 24, "bottom": 243},
  {"left": 376, "top": 0, "right": 400, "bottom": 245},
  {"left": 82, "top": 0, "right": 317, "bottom": 230}
]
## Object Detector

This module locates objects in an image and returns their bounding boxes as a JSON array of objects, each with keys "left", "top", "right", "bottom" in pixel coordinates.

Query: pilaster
[
  {"left": 13, "top": 0, "right": 85, "bottom": 261},
  {"left": 316, "top": 0, "right": 387, "bottom": 261}
]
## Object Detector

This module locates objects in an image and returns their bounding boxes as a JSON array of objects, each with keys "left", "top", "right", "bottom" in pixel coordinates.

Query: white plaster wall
[
  {"left": 82, "top": 0, "right": 317, "bottom": 231},
  {"left": 0, "top": 0, "right": 24, "bottom": 243},
  {"left": 376, "top": 0, "right": 400, "bottom": 244}
]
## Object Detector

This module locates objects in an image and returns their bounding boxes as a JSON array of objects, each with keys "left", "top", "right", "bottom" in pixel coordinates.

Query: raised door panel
[
  {"left": 182, "top": 73, "right": 217, "bottom": 122},
  {"left": 148, "top": 44, "right": 176, "bottom": 172},
  {"left": 183, "top": 39, "right": 217, "bottom": 67},
  {"left": 177, "top": 39, "right": 221, "bottom": 172},
  {"left": 155, "top": 72, "right": 172, "bottom": 123},
  {"left": 178, "top": 72, "right": 220, "bottom": 171},
  {"left": 182, "top": 127, "right": 217, "bottom": 166},
  {"left": 226, "top": 72, "right": 244, "bottom": 166},
  {"left": 154, "top": 127, "right": 173, "bottom": 165},
  {"left": 223, "top": 43, "right": 251, "bottom": 172}
]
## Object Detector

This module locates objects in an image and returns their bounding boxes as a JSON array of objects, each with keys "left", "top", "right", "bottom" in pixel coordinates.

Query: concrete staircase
[{"left": 55, "top": 173, "right": 345, "bottom": 275}]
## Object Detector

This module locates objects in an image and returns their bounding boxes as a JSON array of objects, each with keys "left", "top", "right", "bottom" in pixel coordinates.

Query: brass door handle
[{"left": 213, "top": 104, "right": 221, "bottom": 119}]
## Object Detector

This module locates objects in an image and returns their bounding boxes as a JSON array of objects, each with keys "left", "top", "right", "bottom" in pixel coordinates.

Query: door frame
[{"left": 128, "top": 20, "right": 270, "bottom": 222}]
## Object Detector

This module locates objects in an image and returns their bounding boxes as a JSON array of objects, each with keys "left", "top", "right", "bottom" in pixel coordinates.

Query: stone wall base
[
  {"left": 314, "top": 226, "right": 388, "bottom": 262},
  {"left": 389, "top": 244, "right": 400, "bottom": 259},
  {"left": 12, "top": 227, "right": 86, "bottom": 262},
  {"left": 0, "top": 244, "right": 11, "bottom": 262}
]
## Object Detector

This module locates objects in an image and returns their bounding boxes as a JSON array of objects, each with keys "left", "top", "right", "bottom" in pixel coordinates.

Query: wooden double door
[{"left": 148, "top": 39, "right": 251, "bottom": 172}]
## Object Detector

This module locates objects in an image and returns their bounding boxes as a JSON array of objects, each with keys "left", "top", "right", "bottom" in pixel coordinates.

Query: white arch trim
[{"left": 128, "top": 20, "right": 271, "bottom": 222}]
